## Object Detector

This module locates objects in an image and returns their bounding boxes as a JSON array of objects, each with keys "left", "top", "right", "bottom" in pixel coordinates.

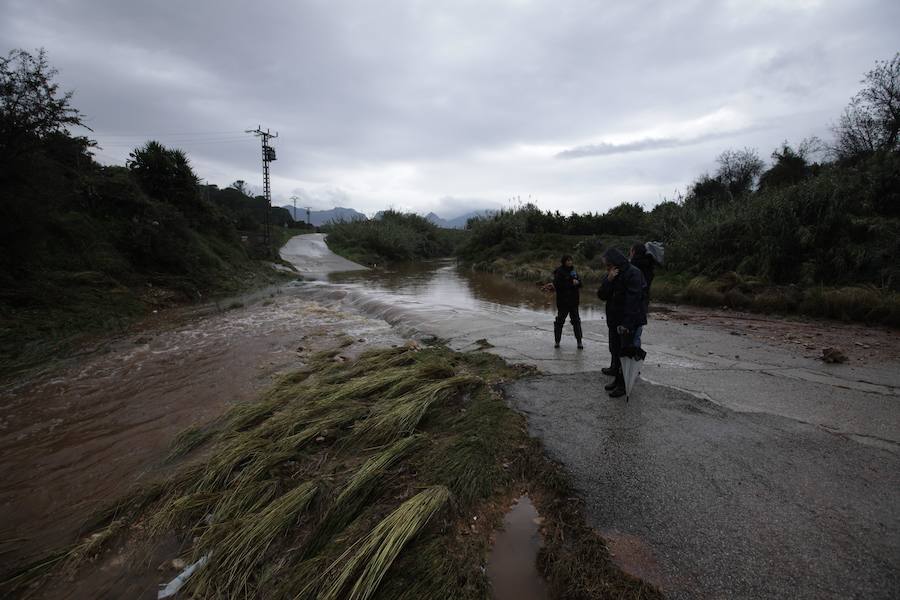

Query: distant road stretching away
[{"left": 279, "top": 233, "right": 368, "bottom": 277}]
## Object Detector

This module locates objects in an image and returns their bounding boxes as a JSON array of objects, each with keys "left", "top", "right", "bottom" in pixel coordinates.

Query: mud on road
[{"left": 0, "top": 291, "right": 400, "bottom": 579}]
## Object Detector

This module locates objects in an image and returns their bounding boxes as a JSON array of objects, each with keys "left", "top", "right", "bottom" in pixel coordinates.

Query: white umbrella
[{"left": 621, "top": 355, "right": 641, "bottom": 402}]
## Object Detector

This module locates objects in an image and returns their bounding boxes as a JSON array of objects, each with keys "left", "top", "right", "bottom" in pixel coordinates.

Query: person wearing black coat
[
  {"left": 597, "top": 247, "right": 647, "bottom": 397},
  {"left": 629, "top": 243, "right": 655, "bottom": 348},
  {"left": 548, "top": 255, "right": 584, "bottom": 349}
]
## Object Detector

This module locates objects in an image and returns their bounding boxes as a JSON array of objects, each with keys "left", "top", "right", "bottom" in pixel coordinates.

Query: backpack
[{"left": 645, "top": 241, "right": 665, "bottom": 266}]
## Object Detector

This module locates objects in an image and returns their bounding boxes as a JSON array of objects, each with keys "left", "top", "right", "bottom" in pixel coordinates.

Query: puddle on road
[
  {"left": 486, "top": 495, "right": 549, "bottom": 600},
  {"left": 602, "top": 530, "right": 667, "bottom": 590}
]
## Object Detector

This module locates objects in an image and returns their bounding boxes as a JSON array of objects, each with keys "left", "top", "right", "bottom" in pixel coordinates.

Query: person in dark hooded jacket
[
  {"left": 597, "top": 248, "right": 647, "bottom": 397},
  {"left": 546, "top": 255, "right": 584, "bottom": 349}
]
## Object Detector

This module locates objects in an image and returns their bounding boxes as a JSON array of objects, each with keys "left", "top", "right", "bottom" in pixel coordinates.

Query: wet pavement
[{"left": 505, "top": 374, "right": 900, "bottom": 599}]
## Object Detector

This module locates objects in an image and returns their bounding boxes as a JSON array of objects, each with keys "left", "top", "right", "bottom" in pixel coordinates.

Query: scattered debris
[
  {"left": 158, "top": 554, "right": 209, "bottom": 599},
  {"left": 822, "top": 347, "right": 848, "bottom": 364}
]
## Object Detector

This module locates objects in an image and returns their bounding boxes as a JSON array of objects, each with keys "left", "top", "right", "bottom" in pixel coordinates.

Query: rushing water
[
  {"left": 0, "top": 260, "right": 598, "bottom": 586},
  {"left": 329, "top": 260, "right": 605, "bottom": 317}
]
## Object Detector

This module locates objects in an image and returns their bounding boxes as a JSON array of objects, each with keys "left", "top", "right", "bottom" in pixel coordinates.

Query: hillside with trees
[{"left": 0, "top": 49, "right": 299, "bottom": 377}]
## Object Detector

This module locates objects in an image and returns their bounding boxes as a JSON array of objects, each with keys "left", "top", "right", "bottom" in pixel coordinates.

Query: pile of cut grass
[{"left": 5, "top": 344, "right": 662, "bottom": 599}]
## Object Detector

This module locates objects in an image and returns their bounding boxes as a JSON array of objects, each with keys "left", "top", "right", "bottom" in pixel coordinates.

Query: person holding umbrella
[
  {"left": 628, "top": 242, "right": 657, "bottom": 349},
  {"left": 598, "top": 248, "right": 647, "bottom": 398},
  {"left": 542, "top": 255, "right": 584, "bottom": 349}
]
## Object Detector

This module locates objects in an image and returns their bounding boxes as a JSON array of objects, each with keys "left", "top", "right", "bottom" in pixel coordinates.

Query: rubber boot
[
  {"left": 607, "top": 368, "right": 626, "bottom": 397},
  {"left": 553, "top": 321, "right": 563, "bottom": 348},
  {"left": 573, "top": 321, "right": 584, "bottom": 349},
  {"left": 602, "top": 354, "right": 618, "bottom": 376}
]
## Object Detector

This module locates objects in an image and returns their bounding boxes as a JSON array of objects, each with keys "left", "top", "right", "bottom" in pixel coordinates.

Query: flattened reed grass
[
  {"left": 192, "top": 481, "right": 319, "bottom": 596},
  {"left": 305, "top": 435, "right": 427, "bottom": 557},
  {"left": 352, "top": 375, "right": 483, "bottom": 444},
  {"left": 168, "top": 424, "right": 218, "bottom": 461},
  {"left": 19, "top": 345, "right": 661, "bottom": 600},
  {"left": 308, "top": 486, "right": 451, "bottom": 600}
]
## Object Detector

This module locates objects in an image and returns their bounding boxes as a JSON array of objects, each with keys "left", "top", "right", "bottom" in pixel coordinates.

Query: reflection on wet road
[{"left": 329, "top": 260, "right": 605, "bottom": 317}]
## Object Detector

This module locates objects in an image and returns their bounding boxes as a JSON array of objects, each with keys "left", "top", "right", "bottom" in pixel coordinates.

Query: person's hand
[
  {"left": 608, "top": 267, "right": 619, "bottom": 280},
  {"left": 616, "top": 325, "right": 630, "bottom": 335},
  {"left": 541, "top": 282, "right": 554, "bottom": 292}
]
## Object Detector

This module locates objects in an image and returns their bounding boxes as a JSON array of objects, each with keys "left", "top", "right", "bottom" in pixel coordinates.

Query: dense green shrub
[{"left": 323, "top": 210, "right": 460, "bottom": 264}]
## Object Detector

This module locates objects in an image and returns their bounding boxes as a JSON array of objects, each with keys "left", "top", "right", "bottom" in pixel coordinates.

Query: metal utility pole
[
  {"left": 305, "top": 206, "right": 311, "bottom": 226},
  {"left": 246, "top": 125, "right": 278, "bottom": 254}
]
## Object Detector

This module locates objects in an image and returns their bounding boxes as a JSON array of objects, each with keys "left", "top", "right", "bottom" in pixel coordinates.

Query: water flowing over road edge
[
  {"left": 279, "top": 233, "right": 368, "bottom": 277},
  {"left": 2, "top": 234, "right": 898, "bottom": 599}
]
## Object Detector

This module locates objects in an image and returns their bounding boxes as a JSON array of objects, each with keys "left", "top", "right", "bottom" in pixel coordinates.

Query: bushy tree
[
  {"left": 715, "top": 147, "right": 764, "bottom": 197},
  {"left": 601, "top": 202, "right": 646, "bottom": 235},
  {"left": 646, "top": 200, "right": 686, "bottom": 242},
  {"left": 684, "top": 174, "right": 731, "bottom": 211},
  {"left": 759, "top": 141, "right": 812, "bottom": 190},
  {"left": 127, "top": 140, "right": 199, "bottom": 207},
  {"left": 229, "top": 179, "right": 251, "bottom": 195},
  {"left": 1, "top": 48, "right": 89, "bottom": 180},
  {"left": 833, "top": 53, "right": 900, "bottom": 159}
]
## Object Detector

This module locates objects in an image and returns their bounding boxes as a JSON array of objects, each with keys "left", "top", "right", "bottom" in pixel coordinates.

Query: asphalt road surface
[
  {"left": 285, "top": 239, "right": 900, "bottom": 598},
  {"left": 506, "top": 370, "right": 900, "bottom": 599}
]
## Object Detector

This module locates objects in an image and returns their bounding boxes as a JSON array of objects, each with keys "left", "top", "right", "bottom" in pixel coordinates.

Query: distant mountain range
[
  {"left": 424, "top": 210, "right": 493, "bottom": 229},
  {"left": 281, "top": 206, "right": 494, "bottom": 229},
  {"left": 281, "top": 206, "right": 367, "bottom": 226}
]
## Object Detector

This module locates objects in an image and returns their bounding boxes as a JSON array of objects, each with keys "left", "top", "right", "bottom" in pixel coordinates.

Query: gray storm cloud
[{"left": 1, "top": 0, "right": 897, "bottom": 215}]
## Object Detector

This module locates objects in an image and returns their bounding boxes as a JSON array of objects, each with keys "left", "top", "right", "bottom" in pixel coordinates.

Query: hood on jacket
[{"left": 603, "top": 247, "right": 629, "bottom": 269}]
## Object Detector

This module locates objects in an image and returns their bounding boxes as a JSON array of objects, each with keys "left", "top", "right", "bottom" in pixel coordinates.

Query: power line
[
  {"left": 96, "top": 138, "right": 253, "bottom": 147},
  {"left": 91, "top": 129, "right": 247, "bottom": 137}
]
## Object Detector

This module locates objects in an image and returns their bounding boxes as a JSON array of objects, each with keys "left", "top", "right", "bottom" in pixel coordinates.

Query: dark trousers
[
  {"left": 608, "top": 324, "right": 622, "bottom": 371},
  {"left": 554, "top": 304, "right": 583, "bottom": 342}
]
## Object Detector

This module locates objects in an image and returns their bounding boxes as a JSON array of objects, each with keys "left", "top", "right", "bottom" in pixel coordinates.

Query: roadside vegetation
[
  {"left": 322, "top": 210, "right": 467, "bottom": 265},
  {"left": 3, "top": 344, "right": 661, "bottom": 599},
  {"left": 456, "top": 54, "right": 900, "bottom": 326},
  {"left": 0, "top": 49, "right": 304, "bottom": 379}
]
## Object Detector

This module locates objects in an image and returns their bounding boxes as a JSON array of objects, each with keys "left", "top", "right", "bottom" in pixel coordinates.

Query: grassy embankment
[
  {"left": 0, "top": 138, "right": 305, "bottom": 381},
  {"left": 3, "top": 344, "right": 660, "bottom": 600}
]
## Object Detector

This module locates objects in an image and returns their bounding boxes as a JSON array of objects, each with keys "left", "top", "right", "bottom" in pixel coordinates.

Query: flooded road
[
  {"left": 3, "top": 233, "right": 899, "bottom": 599},
  {"left": 0, "top": 291, "right": 400, "bottom": 572}
]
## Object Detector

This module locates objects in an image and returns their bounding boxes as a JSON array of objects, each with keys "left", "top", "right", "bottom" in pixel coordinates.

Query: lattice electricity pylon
[{"left": 246, "top": 126, "right": 278, "bottom": 253}]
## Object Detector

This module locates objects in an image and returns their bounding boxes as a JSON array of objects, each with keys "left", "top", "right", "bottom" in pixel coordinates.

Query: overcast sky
[{"left": 2, "top": 1, "right": 897, "bottom": 217}]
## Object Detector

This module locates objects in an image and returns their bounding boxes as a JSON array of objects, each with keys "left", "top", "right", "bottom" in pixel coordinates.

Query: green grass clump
[
  {"left": 307, "top": 486, "right": 451, "bottom": 600},
  {"left": 9, "top": 345, "right": 660, "bottom": 600},
  {"left": 193, "top": 481, "right": 319, "bottom": 596}
]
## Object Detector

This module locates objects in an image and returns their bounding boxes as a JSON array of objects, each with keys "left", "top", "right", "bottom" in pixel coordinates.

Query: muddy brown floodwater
[
  {"left": 0, "top": 290, "right": 400, "bottom": 579},
  {"left": 486, "top": 495, "right": 549, "bottom": 600}
]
